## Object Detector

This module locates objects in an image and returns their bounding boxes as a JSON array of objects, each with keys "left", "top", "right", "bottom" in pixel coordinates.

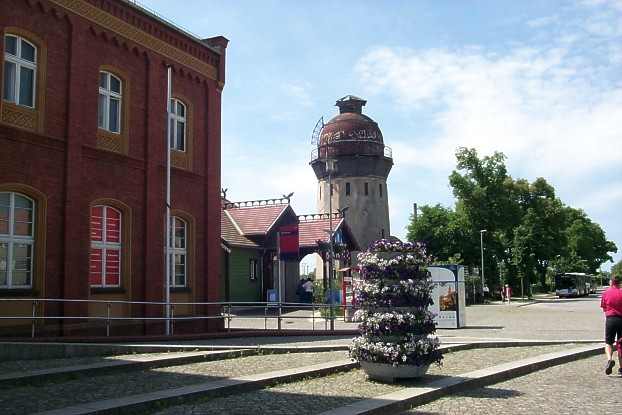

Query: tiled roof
[
  {"left": 299, "top": 217, "right": 343, "bottom": 248},
  {"left": 224, "top": 203, "right": 289, "bottom": 235},
  {"left": 221, "top": 209, "right": 260, "bottom": 248}
]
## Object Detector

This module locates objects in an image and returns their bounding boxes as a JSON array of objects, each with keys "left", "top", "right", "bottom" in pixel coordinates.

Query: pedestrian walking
[
  {"left": 302, "top": 278, "right": 314, "bottom": 304},
  {"left": 295, "top": 279, "right": 305, "bottom": 303},
  {"left": 600, "top": 274, "right": 622, "bottom": 375},
  {"left": 504, "top": 284, "right": 512, "bottom": 304}
]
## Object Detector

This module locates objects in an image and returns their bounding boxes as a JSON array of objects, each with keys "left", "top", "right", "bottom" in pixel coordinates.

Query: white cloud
[
  {"left": 355, "top": 44, "right": 622, "bottom": 179},
  {"left": 527, "top": 15, "right": 560, "bottom": 28},
  {"left": 580, "top": 0, "right": 622, "bottom": 11},
  {"left": 282, "top": 81, "right": 314, "bottom": 108},
  {"left": 355, "top": 1, "right": 622, "bottom": 266}
]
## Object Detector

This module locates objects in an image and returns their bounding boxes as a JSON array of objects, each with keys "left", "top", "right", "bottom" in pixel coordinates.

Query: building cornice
[{"left": 48, "top": 0, "right": 219, "bottom": 81}]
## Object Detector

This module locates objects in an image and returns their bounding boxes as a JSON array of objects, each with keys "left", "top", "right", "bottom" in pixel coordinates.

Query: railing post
[
  {"left": 106, "top": 302, "right": 111, "bottom": 337},
  {"left": 227, "top": 303, "right": 232, "bottom": 332},
  {"left": 312, "top": 303, "right": 315, "bottom": 331},
  {"left": 322, "top": 307, "right": 329, "bottom": 331},
  {"left": 264, "top": 306, "right": 268, "bottom": 330},
  {"left": 277, "top": 302, "right": 282, "bottom": 331},
  {"left": 170, "top": 305, "right": 175, "bottom": 336},
  {"left": 31, "top": 300, "right": 37, "bottom": 338}
]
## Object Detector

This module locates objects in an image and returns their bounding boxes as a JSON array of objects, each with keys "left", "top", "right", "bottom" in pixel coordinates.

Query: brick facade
[{"left": 0, "top": 0, "right": 227, "bottom": 336}]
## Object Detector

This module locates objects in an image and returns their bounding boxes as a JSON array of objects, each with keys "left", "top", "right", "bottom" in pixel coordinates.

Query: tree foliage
[
  {"left": 407, "top": 147, "right": 618, "bottom": 291},
  {"left": 611, "top": 259, "right": 622, "bottom": 277}
]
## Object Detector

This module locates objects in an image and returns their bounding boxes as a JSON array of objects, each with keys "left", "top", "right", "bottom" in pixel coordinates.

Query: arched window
[
  {"left": 169, "top": 98, "right": 186, "bottom": 151},
  {"left": 3, "top": 34, "right": 37, "bottom": 108},
  {"left": 169, "top": 216, "right": 187, "bottom": 287},
  {"left": 89, "top": 205, "right": 122, "bottom": 287},
  {"left": 98, "top": 71, "right": 122, "bottom": 133},
  {"left": 0, "top": 192, "right": 34, "bottom": 288}
]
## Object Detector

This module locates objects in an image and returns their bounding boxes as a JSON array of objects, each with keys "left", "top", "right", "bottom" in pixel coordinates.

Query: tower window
[
  {"left": 364, "top": 182, "right": 369, "bottom": 196},
  {"left": 346, "top": 182, "right": 350, "bottom": 196},
  {"left": 381, "top": 228, "right": 385, "bottom": 238},
  {"left": 379, "top": 184, "right": 383, "bottom": 198},
  {"left": 330, "top": 184, "right": 333, "bottom": 196}
]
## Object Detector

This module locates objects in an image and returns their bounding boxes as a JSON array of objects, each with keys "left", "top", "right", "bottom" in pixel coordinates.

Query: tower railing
[{"left": 311, "top": 140, "right": 392, "bottom": 162}]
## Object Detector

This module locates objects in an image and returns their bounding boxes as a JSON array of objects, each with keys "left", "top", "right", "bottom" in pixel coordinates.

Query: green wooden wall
[{"left": 226, "top": 247, "right": 262, "bottom": 302}]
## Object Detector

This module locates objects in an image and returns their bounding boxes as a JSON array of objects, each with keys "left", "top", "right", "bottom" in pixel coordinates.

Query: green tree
[
  {"left": 406, "top": 147, "right": 617, "bottom": 291},
  {"left": 612, "top": 259, "right": 622, "bottom": 277},
  {"left": 406, "top": 204, "right": 473, "bottom": 262},
  {"left": 512, "top": 196, "right": 567, "bottom": 287},
  {"left": 448, "top": 148, "right": 521, "bottom": 287},
  {"left": 564, "top": 207, "right": 618, "bottom": 273}
]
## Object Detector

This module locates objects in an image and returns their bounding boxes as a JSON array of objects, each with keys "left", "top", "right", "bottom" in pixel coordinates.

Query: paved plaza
[
  {"left": 181, "top": 292, "right": 605, "bottom": 348},
  {"left": 0, "top": 292, "right": 615, "bottom": 415},
  {"left": 404, "top": 355, "right": 620, "bottom": 415}
]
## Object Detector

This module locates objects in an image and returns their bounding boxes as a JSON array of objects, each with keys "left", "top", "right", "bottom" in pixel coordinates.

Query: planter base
[{"left": 359, "top": 361, "right": 430, "bottom": 383}]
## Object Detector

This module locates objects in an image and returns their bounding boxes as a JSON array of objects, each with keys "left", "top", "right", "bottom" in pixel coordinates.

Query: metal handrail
[
  {"left": 310, "top": 141, "right": 393, "bottom": 161},
  {"left": 0, "top": 298, "right": 358, "bottom": 338}
]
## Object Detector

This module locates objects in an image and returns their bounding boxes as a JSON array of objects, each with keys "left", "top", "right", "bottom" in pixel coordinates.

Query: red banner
[{"left": 279, "top": 224, "right": 299, "bottom": 260}]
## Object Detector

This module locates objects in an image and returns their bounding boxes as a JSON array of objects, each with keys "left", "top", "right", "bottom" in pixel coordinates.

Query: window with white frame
[
  {"left": 89, "top": 205, "right": 121, "bottom": 287},
  {"left": 169, "top": 216, "right": 187, "bottom": 287},
  {"left": 3, "top": 34, "right": 37, "bottom": 108},
  {"left": 249, "top": 258, "right": 258, "bottom": 280},
  {"left": 168, "top": 98, "right": 186, "bottom": 151},
  {"left": 98, "top": 71, "right": 122, "bottom": 133},
  {"left": 0, "top": 192, "right": 35, "bottom": 288}
]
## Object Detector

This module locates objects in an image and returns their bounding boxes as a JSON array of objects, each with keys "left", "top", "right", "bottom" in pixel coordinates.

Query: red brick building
[{"left": 0, "top": 0, "right": 227, "bottom": 336}]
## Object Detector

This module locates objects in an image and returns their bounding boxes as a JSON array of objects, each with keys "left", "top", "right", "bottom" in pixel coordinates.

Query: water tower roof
[{"left": 319, "top": 96, "right": 384, "bottom": 156}]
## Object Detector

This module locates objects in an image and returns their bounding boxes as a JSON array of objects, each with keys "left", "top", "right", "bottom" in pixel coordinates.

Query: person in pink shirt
[{"left": 600, "top": 274, "right": 622, "bottom": 375}]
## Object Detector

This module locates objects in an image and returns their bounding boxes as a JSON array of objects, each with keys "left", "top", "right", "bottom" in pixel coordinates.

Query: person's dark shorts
[{"left": 605, "top": 315, "right": 622, "bottom": 345}]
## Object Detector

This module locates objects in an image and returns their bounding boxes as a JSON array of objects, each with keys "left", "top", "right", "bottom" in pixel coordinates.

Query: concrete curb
[
  {"left": 317, "top": 343, "right": 602, "bottom": 415},
  {"left": 0, "top": 337, "right": 602, "bottom": 362},
  {"left": 0, "top": 349, "right": 252, "bottom": 387},
  {"left": 1, "top": 329, "right": 359, "bottom": 345},
  {"left": 0, "top": 341, "right": 356, "bottom": 361},
  {"left": 33, "top": 359, "right": 360, "bottom": 415}
]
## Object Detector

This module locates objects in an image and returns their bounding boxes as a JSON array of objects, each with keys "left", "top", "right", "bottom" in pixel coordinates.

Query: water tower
[{"left": 310, "top": 95, "right": 393, "bottom": 250}]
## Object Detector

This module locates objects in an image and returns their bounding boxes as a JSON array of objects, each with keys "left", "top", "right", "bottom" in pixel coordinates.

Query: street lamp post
[
  {"left": 325, "top": 158, "right": 337, "bottom": 331},
  {"left": 480, "top": 229, "right": 487, "bottom": 299}
]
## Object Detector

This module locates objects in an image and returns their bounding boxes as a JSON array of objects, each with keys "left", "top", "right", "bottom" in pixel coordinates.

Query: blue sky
[{"left": 143, "top": 0, "right": 621, "bottom": 271}]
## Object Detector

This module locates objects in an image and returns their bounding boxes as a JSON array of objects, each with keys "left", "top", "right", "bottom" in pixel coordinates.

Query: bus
[{"left": 555, "top": 273, "right": 593, "bottom": 297}]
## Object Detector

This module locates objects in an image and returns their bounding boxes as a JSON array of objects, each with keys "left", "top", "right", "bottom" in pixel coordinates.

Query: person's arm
[{"left": 600, "top": 294, "right": 606, "bottom": 311}]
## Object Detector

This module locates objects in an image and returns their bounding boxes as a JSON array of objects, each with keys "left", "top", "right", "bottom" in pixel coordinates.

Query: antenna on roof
[
  {"left": 282, "top": 192, "right": 294, "bottom": 202},
  {"left": 221, "top": 188, "right": 228, "bottom": 198},
  {"left": 311, "top": 116, "right": 324, "bottom": 146}
]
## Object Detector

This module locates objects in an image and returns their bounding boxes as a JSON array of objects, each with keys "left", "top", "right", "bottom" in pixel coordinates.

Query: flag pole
[{"left": 165, "top": 66, "right": 172, "bottom": 336}]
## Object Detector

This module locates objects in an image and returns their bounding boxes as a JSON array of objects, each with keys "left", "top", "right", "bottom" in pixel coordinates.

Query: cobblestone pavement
[
  {"left": 0, "top": 352, "right": 188, "bottom": 374},
  {"left": 151, "top": 344, "right": 576, "bottom": 414},
  {"left": 0, "top": 351, "right": 347, "bottom": 415},
  {"left": 403, "top": 355, "right": 620, "bottom": 414}
]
